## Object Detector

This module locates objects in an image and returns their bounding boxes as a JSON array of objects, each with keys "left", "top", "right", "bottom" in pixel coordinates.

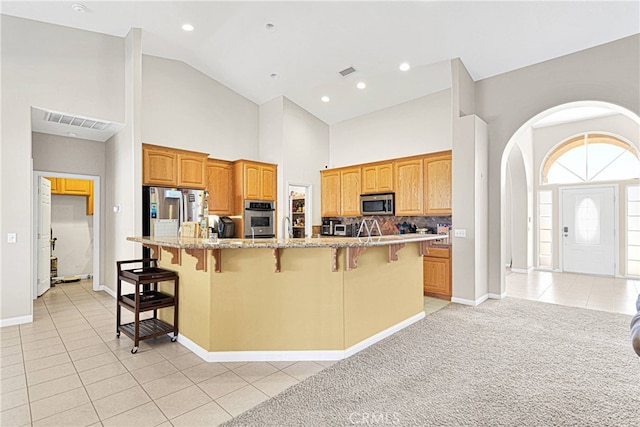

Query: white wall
[
  {"left": 329, "top": 90, "right": 452, "bottom": 167},
  {"left": 142, "top": 55, "right": 259, "bottom": 160},
  {"left": 476, "top": 34, "right": 640, "bottom": 297},
  {"left": 1, "top": 15, "right": 124, "bottom": 325},
  {"left": 506, "top": 143, "right": 530, "bottom": 271},
  {"left": 50, "top": 195, "right": 94, "bottom": 277}
]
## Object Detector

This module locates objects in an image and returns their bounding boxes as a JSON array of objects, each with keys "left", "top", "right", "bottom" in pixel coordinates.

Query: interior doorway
[
  {"left": 32, "top": 171, "right": 101, "bottom": 297},
  {"left": 560, "top": 185, "right": 616, "bottom": 276},
  {"left": 286, "top": 183, "right": 312, "bottom": 238}
]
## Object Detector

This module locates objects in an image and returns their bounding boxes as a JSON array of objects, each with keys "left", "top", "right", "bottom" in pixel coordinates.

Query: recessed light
[
  {"left": 356, "top": 82, "right": 366, "bottom": 90},
  {"left": 270, "top": 73, "right": 279, "bottom": 80},
  {"left": 265, "top": 23, "right": 276, "bottom": 32},
  {"left": 71, "top": 3, "right": 87, "bottom": 13},
  {"left": 182, "top": 24, "right": 194, "bottom": 32},
  {"left": 321, "top": 96, "right": 330, "bottom": 103},
  {"left": 399, "top": 62, "right": 411, "bottom": 71}
]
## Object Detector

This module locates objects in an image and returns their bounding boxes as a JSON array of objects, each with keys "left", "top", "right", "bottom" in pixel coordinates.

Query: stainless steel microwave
[{"left": 360, "top": 193, "right": 394, "bottom": 216}]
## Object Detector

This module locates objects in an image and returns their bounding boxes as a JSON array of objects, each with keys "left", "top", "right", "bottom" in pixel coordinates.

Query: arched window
[{"left": 541, "top": 133, "right": 640, "bottom": 185}]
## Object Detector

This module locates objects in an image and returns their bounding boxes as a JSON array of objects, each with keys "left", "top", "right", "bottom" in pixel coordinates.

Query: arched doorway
[{"left": 500, "top": 101, "right": 640, "bottom": 313}]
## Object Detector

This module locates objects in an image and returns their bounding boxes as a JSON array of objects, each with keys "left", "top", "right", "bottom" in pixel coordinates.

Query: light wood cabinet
[
  {"left": 46, "top": 177, "right": 93, "bottom": 215},
  {"left": 233, "top": 160, "right": 278, "bottom": 202},
  {"left": 340, "top": 167, "right": 361, "bottom": 216},
  {"left": 206, "top": 159, "right": 233, "bottom": 215},
  {"left": 424, "top": 153, "right": 452, "bottom": 215},
  {"left": 142, "top": 144, "right": 207, "bottom": 189},
  {"left": 394, "top": 158, "right": 424, "bottom": 215},
  {"left": 321, "top": 170, "right": 341, "bottom": 217},
  {"left": 423, "top": 245, "right": 451, "bottom": 299},
  {"left": 362, "top": 162, "right": 393, "bottom": 194}
]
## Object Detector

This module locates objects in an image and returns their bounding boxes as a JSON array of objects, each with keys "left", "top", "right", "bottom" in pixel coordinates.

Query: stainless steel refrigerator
[{"left": 142, "top": 186, "right": 208, "bottom": 239}]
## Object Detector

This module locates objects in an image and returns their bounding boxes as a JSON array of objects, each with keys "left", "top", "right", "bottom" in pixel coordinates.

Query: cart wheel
[
  {"left": 131, "top": 347, "right": 138, "bottom": 354},
  {"left": 116, "top": 332, "right": 120, "bottom": 338},
  {"left": 171, "top": 336, "right": 177, "bottom": 342}
]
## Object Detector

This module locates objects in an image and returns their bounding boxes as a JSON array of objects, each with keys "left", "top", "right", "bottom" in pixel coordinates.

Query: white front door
[
  {"left": 37, "top": 177, "right": 52, "bottom": 296},
  {"left": 561, "top": 186, "right": 615, "bottom": 276}
]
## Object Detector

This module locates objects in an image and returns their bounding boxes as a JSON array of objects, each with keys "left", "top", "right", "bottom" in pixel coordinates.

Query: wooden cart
[{"left": 116, "top": 259, "right": 178, "bottom": 353}]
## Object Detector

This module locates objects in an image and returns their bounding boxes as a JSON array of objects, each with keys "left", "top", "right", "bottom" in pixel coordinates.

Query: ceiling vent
[
  {"left": 339, "top": 66, "right": 356, "bottom": 77},
  {"left": 46, "top": 112, "right": 109, "bottom": 131}
]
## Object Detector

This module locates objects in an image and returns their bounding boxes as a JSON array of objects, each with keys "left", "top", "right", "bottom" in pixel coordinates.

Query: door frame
[
  {"left": 32, "top": 170, "right": 101, "bottom": 297},
  {"left": 286, "top": 181, "right": 313, "bottom": 238},
  {"left": 558, "top": 184, "right": 619, "bottom": 277}
]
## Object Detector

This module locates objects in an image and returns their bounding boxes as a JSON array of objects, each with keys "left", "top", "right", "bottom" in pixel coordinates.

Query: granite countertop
[{"left": 127, "top": 233, "right": 448, "bottom": 249}]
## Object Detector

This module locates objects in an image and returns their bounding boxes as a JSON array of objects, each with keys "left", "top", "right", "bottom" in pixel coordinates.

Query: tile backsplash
[{"left": 322, "top": 215, "right": 452, "bottom": 236}]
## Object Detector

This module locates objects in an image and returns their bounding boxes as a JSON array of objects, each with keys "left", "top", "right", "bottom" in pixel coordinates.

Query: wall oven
[
  {"left": 244, "top": 200, "right": 275, "bottom": 238},
  {"left": 360, "top": 193, "right": 394, "bottom": 216}
]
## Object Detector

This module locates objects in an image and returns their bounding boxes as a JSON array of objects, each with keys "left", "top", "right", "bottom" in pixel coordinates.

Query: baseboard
[
  {"left": 99, "top": 285, "right": 116, "bottom": 298},
  {"left": 175, "top": 311, "right": 426, "bottom": 363},
  {"left": 488, "top": 292, "right": 507, "bottom": 299},
  {"left": 451, "top": 294, "right": 489, "bottom": 306},
  {"left": 1, "top": 314, "right": 33, "bottom": 327},
  {"left": 510, "top": 267, "right": 534, "bottom": 274}
]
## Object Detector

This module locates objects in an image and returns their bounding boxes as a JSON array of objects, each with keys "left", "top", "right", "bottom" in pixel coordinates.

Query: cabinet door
[
  {"left": 423, "top": 256, "right": 451, "bottom": 297},
  {"left": 261, "top": 165, "right": 277, "bottom": 201},
  {"left": 207, "top": 160, "right": 233, "bottom": 215},
  {"left": 47, "top": 177, "right": 61, "bottom": 194},
  {"left": 143, "top": 148, "right": 178, "bottom": 186},
  {"left": 321, "top": 170, "right": 341, "bottom": 217},
  {"left": 340, "top": 167, "right": 361, "bottom": 216},
  {"left": 86, "top": 181, "right": 94, "bottom": 216},
  {"left": 361, "top": 165, "right": 378, "bottom": 194},
  {"left": 394, "top": 159, "right": 423, "bottom": 215},
  {"left": 377, "top": 163, "right": 394, "bottom": 192},
  {"left": 61, "top": 178, "right": 91, "bottom": 195},
  {"left": 178, "top": 154, "right": 206, "bottom": 189},
  {"left": 424, "top": 154, "right": 452, "bottom": 215},
  {"left": 244, "top": 163, "right": 261, "bottom": 200}
]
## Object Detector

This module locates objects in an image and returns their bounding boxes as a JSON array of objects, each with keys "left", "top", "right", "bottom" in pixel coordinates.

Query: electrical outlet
[
  {"left": 454, "top": 229, "right": 466, "bottom": 238},
  {"left": 7, "top": 233, "right": 17, "bottom": 243}
]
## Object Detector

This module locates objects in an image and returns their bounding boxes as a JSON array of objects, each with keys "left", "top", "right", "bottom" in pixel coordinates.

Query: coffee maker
[{"left": 321, "top": 219, "right": 340, "bottom": 236}]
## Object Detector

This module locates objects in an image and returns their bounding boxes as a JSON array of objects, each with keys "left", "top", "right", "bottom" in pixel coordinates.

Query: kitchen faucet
[{"left": 282, "top": 216, "right": 293, "bottom": 238}]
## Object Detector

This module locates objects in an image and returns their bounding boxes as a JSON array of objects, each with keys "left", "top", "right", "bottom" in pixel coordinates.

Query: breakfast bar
[{"left": 127, "top": 234, "right": 444, "bottom": 361}]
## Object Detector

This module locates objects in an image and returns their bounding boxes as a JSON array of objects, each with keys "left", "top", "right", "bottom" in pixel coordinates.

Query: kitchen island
[{"left": 127, "top": 234, "right": 445, "bottom": 361}]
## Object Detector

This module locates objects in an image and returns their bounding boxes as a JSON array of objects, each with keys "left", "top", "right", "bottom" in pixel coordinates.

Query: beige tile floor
[
  {"left": 506, "top": 269, "right": 640, "bottom": 315},
  {"left": 1, "top": 280, "right": 448, "bottom": 426}
]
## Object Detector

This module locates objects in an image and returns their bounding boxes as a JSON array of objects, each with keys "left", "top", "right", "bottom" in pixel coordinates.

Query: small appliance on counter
[
  {"left": 217, "top": 216, "right": 235, "bottom": 238},
  {"left": 321, "top": 219, "right": 341, "bottom": 236},
  {"left": 333, "top": 223, "right": 358, "bottom": 237}
]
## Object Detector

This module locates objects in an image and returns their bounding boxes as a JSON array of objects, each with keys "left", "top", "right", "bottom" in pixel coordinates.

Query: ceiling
[{"left": 2, "top": 1, "right": 639, "bottom": 125}]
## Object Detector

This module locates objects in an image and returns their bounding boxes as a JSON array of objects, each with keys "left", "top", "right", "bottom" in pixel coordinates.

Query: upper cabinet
[
  {"left": 340, "top": 167, "right": 361, "bottom": 216},
  {"left": 46, "top": 177, "right": 94, "bottom": 215},
  {"left": 206, "top": 159, "right": 233, "bottom": 215},
  {"left": 233, "top": 160, "right": 277, "bottom": 202},
  {"left": 394, "top": 158, "right": 424, "bottom": 216},
  {"left": 321, "top": 150, "right": 452, "bottom": 217},
  {"left": 321, "top": 169, "right": 341, "bottom": 217},
  {"left": 424, "top": 153, "right": 452, "bottom": 215},
  {"left": 362, "top": 162, "right": 393, "bottom": 194},
  {"left": 142, "top": 144, "right": 207, "bottom": 189}
]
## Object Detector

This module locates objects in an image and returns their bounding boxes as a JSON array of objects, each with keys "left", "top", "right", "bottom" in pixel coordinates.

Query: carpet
[{"left": 222, "top": 298, "right": 640, "bottom": 427}]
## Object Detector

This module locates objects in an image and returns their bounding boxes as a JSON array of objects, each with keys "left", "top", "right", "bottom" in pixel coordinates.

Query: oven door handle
[{"left": 245, "top": 208, "right": 275, "bottom": 212}]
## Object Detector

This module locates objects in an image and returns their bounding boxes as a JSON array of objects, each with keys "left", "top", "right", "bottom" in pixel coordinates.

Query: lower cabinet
[{"left": 423, "top": 245, "right": 451, "bottom": 300}]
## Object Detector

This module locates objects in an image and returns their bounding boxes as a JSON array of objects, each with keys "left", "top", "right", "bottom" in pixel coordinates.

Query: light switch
[
  {"left": 454, "top": 229, "right": 466, "bottom": 238},
  {"left": 7, "top": 233, "right": 17, "bottom": 243}
]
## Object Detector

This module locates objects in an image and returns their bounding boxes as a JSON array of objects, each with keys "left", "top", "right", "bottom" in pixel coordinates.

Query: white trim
[
  {"left": 99, "top": 285, "right": 116, "bottom": 298},
  {"left": 1, "top": 315, "right": 33, "bottom": 327},
  {"left": 175, "top": 311, "right": 425, "bottom": 363},
  {"left": 510, "top": 267, "right": 534, "bottom": 274},
  {"left": 451, "top": 293, "right": 489, "bottom": 306},
  {"left": 488, "top": 292, "right": 507, "bottom": 299}
]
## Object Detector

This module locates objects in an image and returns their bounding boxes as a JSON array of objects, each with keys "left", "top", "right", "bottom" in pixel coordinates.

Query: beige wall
[
  {"left": 329, "top": 90, "right": 453, "bottom": 168},
  {"left": 1, "top": 16, "right": 125, "bottom": 324},
  {"left": 141, "top": 55, "right": 259, "bottom": 161},
  {"left": 475, "top": 34, "right": 640, "bottom": 296}
]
